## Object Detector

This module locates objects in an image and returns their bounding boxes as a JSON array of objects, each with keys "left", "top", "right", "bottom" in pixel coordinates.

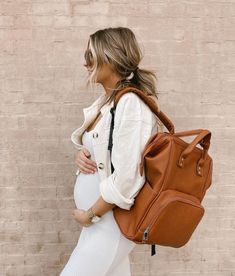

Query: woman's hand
[
  {"left": 72, "top": 208, "right": 92, "bottom": 227},
  {"left": 75, "top": 148, "right": 98, "bottom": 174}
]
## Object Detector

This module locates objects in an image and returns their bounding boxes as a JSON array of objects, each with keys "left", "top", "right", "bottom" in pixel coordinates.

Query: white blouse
[{"left": 71, "top": 91, "right": 162, "bottom": 210}]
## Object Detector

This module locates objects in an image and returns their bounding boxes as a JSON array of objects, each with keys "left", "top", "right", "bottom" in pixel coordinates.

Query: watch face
[{"left": 91, "top": 216, "right": 101, "bottom": 223}]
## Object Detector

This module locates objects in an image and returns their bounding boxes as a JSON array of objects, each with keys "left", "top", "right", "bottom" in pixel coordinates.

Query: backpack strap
[
  {"left": 108, "top": 106, "right": 116, "bottom": 174},
  {"left": 151, "top": 244, "right": 156, "bottom": 256},
  {"left": 108, "top": 85, "right": 176, "bottom": 169}
]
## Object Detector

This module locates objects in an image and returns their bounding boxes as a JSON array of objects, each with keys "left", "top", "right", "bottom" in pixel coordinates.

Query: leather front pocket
[{"left": 139, "top": 189, "right": 205, "bottom": 247}]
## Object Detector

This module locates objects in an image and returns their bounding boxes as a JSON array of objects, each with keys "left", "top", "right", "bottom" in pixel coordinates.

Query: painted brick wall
[{"left": 0, "top": 0, "right": 234, "bottom": 275}]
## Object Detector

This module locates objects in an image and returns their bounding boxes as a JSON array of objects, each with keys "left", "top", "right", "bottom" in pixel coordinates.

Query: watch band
[{"left": 87, "top": 207, "right": 100, "bottom": 221}]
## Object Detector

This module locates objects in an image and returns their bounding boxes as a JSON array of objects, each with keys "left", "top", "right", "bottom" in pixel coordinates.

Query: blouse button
[
  {"left": 98, "top": 163, "right": 104, "bottom": 169},
  {"left": 92, "top": 132, "right": 99, "bottom": 138}
]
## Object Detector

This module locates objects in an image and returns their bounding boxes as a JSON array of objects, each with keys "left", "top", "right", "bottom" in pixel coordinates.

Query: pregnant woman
[{"left": 60, "top": 27, "right": 162, "bottom": 276}]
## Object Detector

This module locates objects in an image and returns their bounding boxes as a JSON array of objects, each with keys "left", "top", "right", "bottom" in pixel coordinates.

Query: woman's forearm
[{"left": 91, "top": 196, "right": 116, "bottom": 217}]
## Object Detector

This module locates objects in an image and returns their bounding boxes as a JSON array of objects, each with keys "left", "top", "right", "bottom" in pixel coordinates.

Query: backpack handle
[
  {"left": 113, "top": 86, "right": 175, "bottom": 134},
  {"left": 174, "top": 129, "right": 211, "bottom": 151},
  {"left": 175, "top": 129, "right": 211, "bottom": 176}
]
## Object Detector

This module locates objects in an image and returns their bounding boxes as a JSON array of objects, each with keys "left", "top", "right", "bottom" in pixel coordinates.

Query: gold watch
[{"left": 87, "top": 207, "right": 101, "bottom": 223}]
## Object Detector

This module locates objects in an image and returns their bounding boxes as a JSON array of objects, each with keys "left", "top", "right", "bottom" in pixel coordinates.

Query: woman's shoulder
[
  {"left": 117, "top": 90, "right": 141, "bottom": 102},
  {"left": 117, "top": 90, "right": 158, "bottom": 108},
  {"left": 115, "top": 90, "right": 156, "bottom": 122}
]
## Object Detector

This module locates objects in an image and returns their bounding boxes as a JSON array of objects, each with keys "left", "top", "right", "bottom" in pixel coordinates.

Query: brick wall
[{"left": 0, "top": 0, "right": 234, "bottom": 275}]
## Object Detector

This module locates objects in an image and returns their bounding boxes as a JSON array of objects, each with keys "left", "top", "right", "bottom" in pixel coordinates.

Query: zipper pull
[{"left": 143, "top": 227, "right": 149, "bottom": 241}]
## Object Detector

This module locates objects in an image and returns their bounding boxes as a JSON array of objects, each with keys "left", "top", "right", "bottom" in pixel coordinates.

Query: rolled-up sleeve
[{"left": 99, "top": 93, "right": 155, "bottom": 210}]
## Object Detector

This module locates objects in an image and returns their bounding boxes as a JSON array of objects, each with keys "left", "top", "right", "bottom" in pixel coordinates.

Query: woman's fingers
[
  {"left": 79, "top": 158, "right": 97, "bottom": 173},
  {"left": 80, "top": 151, "right": 97, "bottom": 169},
  {"left": 75, "top": 148, "right": 98, "bottom": 174}
]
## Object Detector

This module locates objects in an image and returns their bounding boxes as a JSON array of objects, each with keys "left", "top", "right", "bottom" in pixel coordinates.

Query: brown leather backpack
[{"left": 108, "top": 86, "right": 213, "bottom": 256}]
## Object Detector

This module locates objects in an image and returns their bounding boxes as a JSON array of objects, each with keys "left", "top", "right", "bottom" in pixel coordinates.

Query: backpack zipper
[{"left": 143, "top": 226, "right": 150, "bottom": 241}]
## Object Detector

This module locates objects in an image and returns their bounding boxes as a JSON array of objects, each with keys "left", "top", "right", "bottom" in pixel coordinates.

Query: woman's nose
[{"left": 84, "top": 64, "right": 92, "bottom": 71}]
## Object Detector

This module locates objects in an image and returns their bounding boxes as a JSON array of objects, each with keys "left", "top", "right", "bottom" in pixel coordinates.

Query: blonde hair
[{"left": 84, "top": 27, "right": 163, "bottom": 132}]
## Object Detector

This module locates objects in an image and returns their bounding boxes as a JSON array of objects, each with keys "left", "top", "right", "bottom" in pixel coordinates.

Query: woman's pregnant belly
[{"left": 74, "top": 171, "right": 101, "bottom": 210}]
